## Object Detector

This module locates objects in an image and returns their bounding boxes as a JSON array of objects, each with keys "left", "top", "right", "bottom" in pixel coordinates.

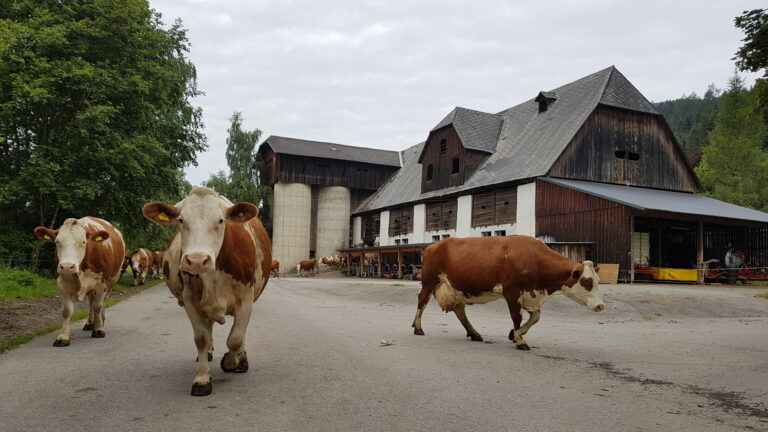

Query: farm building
[{"left": 259, "top": 66, "right": 768, "bottom": 282}]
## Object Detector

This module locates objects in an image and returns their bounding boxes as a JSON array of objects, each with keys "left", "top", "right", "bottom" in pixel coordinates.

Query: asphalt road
[{"left": 1, "top": 278, "right": 767, "bottom": 432}]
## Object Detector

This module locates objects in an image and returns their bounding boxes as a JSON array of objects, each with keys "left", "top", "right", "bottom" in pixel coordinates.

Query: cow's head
[
  {"left": 142, "top": 187, "right": 258, "bottom": 275},
  {"left": 130, "top": 249, "right": 150, "bottom": 274},
  {"left": 560, "top": 261, "right": 604, "bottom": 312},
  {"left": 34, "top": 218, "right": 110, "bottom": 275}
]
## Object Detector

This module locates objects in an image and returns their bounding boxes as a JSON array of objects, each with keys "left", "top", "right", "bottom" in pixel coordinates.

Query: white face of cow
[
  {"left": 142, "top": 187, "right": 259, "bottom": 275},
  {"left": 560, "top": 261, "right": 605, "bottom": 312},
  {"left": 34, "top": 218, "right": 110, "bottom": 275}
]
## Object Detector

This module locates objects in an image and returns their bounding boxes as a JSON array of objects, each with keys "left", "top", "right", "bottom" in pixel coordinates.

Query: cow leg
[
  {"left": 54, "top": 296, "right": 74, "bottom": 347},
  {"left": 412, "top": 284, "right": 434, "bottom": 336},
  {"left": 90, "top": 288, "right": 107, "bottom": 338},
  {"left": 505, "top": 297, "right": 530, "bottom": 350},
  {"left": 221, "top": 300, "right": 253, "bottom": 373},
  {"left": 519, "top": 310, "right": 541, "bottom": 337},
  {"left": 83, "top": 291, "right": 95, "bottom": 331},
  {"left": 454, "top": 304, "right": 483, "bottom": 342},
  {"left": 183, "top": 302, "right": 213, "bottom": 396}
]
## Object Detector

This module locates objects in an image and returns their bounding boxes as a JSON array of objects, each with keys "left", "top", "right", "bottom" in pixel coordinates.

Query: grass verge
[
  {"left": 0, "top": 266, "right": 57, "bottom": 300},
  {"left": 0, "top": 277, "right": 164, "bottom": 353},
  {"left": 757, "top": 293, "right": 768, "bottom": 299}
]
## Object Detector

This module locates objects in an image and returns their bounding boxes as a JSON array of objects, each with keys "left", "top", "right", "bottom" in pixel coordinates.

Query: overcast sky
[{"left": 149, "top": 0, "right": 765, "bottom": 185}]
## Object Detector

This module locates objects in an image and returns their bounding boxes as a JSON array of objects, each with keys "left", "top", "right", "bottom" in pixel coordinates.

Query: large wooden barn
[{"left": 259, "top": 66, "right": 768, "bottom": 282}]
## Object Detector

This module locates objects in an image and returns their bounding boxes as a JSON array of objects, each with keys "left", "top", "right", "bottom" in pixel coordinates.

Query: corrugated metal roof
[
  {"left": 543, "top": 178, "right": 768, "bottom": 223},
  {"left": 355, "top": 66, "right": 684, "bottom": 214},
  {"left": 261, "top": 135, "right": 401, "bottom": 167}
]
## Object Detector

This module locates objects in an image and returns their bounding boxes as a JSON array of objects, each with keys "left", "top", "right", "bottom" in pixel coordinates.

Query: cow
[
  {"left": 297, "top": 259, "right": 317, "bottom": 276},
  {"left": 34, "top": 217, "right": 125, "bottom": 346},
  {"left": 321, "top": 255, "right": 342, "bottom": 269},
  {"left": 142, "top": 186, "right": 271, "bottom": 396},
  {"left": 412, "top": 236, "right": 604, "bottom": 350},
  {"left": 130, "top": 248, "right": 153, "bottom": 285},
  {"left": 151, "top": 250, "right": 165, "bottom": 279},
  {"left": 119, "top": 254, "right": 131, "bottom": 280},
  {"left": 270, "top": 260, "right": 280, "bottom": 277}
]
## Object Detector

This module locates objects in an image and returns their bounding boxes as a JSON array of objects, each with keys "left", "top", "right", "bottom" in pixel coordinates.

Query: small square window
[
  {"left": 452, "top": 157, "right": 460, "bottom": 174},
  {"left": 494, "top": 230, "right": 506, "bottom": 237},
  {"left": 439, "top": 139, "right": 447, "bottom": 154},
  {"left": 402, "top": 239, "right": 409, "bottom": 245},
  {"left": 432, "top": 235, "right": 441, "bottom": 242},
  {"left": 481, "top": 231, "right": 491, "bottom": 237},
  {"left": 395, "top": 239, "right": 401, "bottom": 245},
  {"left": 442, "top": 234, "right": 451, "bottom": 239}
]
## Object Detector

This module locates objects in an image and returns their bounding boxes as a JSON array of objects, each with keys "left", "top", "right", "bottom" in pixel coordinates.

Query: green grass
[
  {"left": 0, "top": 266, "right": 56, "bottom": 300},
  {"left": 390, "top": 283, "right": 405, "bottom": 287},
  {"left": 757, "top": 293, "right": 768, "bottom": 299}
]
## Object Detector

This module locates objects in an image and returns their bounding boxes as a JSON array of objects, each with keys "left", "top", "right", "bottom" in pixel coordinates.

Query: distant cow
[
  {"left": 143, "top": 186, "right": 271, "bottom": 396},
  {"left": 412, "top": 236, "right": 604, "bottom": 350},
  {"left": 119, "top": 254, "right": 131, "bottom": 279},
  {"left": 34, "top": 217, "right": 125, "bottom": 346},
  {"left": 271, "top": 260, "right": 280, "bottom": 277},
  {"left": 151, "top": 250, "right": 165, "bottom": 279},
  {"left": 321, "top": 255, "right": 342, "bottom": 269},
  {"left": 130, "top": 248, "right": 153, "bottom": 285},
  {"left": 297, "top": 259, "right": 317, "bottom": 276}
]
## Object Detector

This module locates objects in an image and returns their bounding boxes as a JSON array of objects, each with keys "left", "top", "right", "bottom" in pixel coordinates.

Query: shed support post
[
  {"left": 630, "top": 216, "right": 635, "bottom": 284},
  {"left": 360, "top": 253, "right": 364, "bottom": 278},
  {"left": 397, "top": 250, "right": 403, "bottom": 279},
  {"left": 697, "top": 221, "right": 704, "bottom": 284},
  {"left": 377, "top": 253, "right": 382, "bottom": 278}
]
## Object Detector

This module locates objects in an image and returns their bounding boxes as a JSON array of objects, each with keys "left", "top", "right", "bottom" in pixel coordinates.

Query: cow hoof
[
  {"left": 469, "top": 334, "right": 484, "bottom": 342},
  {"left": 516, "top": 344, "right": 531, "bottom": 351},
  {"left": 413, "top": 328, "right": 425, "bottom": 336},
  {"left": 53, "top": 339, "right": 70, "bottom": 347},
  {"left": 83, "top": 323, "right": 94, "bottom": 331},
  {"left": 221, "top": 352, "right": 248, "bottom": 373},
  {"left": 508, "top": 330, "right": 515, "bottom": 341},
  {"left": 191, "top": 382, "right": 212, "bottom": 397},
  {"left": 91, "top": 330, "right": 106, "bottom": 338}
]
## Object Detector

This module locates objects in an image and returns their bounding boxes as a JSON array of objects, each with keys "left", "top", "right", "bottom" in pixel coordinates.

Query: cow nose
[
  {"left": 183, "top": 254, "right": 211, "bottom": 273},
  {"left": 593, "top": 304, "right": 605, "bottom": 312},
  {"left": 58, "top": 263, "right": 77, "bottom": 274}
]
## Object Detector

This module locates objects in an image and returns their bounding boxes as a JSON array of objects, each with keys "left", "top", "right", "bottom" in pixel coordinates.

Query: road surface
[{"left": 1, "top": 278, "right": 767, "bottom": 431}]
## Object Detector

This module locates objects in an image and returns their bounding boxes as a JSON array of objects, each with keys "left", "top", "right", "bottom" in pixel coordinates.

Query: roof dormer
[{"left": 535, "top": 91, "right": 557, "bottom": 113}]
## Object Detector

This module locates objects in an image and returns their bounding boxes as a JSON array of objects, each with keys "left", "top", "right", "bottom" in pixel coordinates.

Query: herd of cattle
[{"left": 32, "top": 186, "right": 604, "bottom": 397}]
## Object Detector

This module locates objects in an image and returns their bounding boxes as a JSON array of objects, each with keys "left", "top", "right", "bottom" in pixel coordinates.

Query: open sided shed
[{"left": 537, "top": 178, "right": 768, "bottom": 282}]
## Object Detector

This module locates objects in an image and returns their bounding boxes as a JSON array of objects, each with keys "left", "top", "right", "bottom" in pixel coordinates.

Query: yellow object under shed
[{"left": 652, "top": 268, "right": 698, "bottom": 282}]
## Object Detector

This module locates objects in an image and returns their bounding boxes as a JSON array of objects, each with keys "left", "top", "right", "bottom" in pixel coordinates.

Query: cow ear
[
  {"left": 89, "top": 230, "right": 110, "bottom": 242},
  {"left": 227, "top": 202, "right": 259, "bottom": 223},
  {"left": 143, "top": 202, "right": 180, "bottom": 226},
  {"left": 34, "top": 227, "right": 58, "bottom": 242},
  {"left": 594, "top": 266, "right": 600, "bottom": 274},
  {"left": 571, "top": 267, "right": 582, "bottom": 280}
]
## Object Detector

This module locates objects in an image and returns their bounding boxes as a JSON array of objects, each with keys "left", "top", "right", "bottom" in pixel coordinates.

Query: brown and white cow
[
  {"left": 130, "top": 248, "right": 153, "bottom": 285},
  {"left": 143, "top": 187, "right": 271, "bottom": 396},
  {"left": 120, "top": 254, "right": 131, "bottom": 279},
  {"left": 412, "top": 236, "right": 604, "bottom": 350},
  {"left": 297, "top": 259, "right": 317, "bottom": 276},
  {"left": 34, "top": 217, "right": 125, "bottom": 346},
  {"left": 270, "top": 260, "right": 280, "bottom": 277},
  {"left": 151, "top": 250, "right": 165, "bottom": 279}
]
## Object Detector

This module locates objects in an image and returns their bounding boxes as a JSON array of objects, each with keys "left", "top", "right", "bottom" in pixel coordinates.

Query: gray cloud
[{"left": 149, "top": 0, "right": 764, "bottom": 185}]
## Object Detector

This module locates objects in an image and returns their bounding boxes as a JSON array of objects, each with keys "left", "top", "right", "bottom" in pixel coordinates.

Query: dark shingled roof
[
  {"left": 260, "top": 135, "right": 401, "bottom": 167},
  {"left": 427, "top": 107, "right": 503, "bottom": 154},
  {"left": 355, "top": 66, "right": 670, "bottom": 213}
]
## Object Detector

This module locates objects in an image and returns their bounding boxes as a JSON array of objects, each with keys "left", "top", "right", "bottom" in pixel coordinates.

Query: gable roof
[
  {"left": 260, "top": 135, "right": 401, "bottom": 167},
  {"left": 355, "top": 66, "right": 686, "bottom": 214},
  {"left": 420, "top": 107, "right": 503, "bottom": 158}
]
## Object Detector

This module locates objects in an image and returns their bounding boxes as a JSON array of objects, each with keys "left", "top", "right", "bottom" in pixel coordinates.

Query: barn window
[
  {"left": 616, "top": 150, "right": 640, "bottom": 161},
  {"left": 442, "top": 234, "right": 451, "bottom": 239},
  {"left": 426, "top": 164, "right": 434, "bottom": 180},
  {"left": 439, "top": 139, "right": 447, "bottom": 154},
  {"left": 494, "top": 230, "right": 506, "bottom": 236},
  {"left": 402, "top": 238, "right": 409, "bottom": 245},
  {"left": 432, "top": 235, "right": 440, "bottom": 242},
  {"left": 628, "top": 152, "right": 640, "bottom": 161},
  {"left": 615, "top": 150, "right": 626, "bottom": 159},
  {"left": 452, "top": 157, "right": 460, "bottom": 174},
  {"left": 395, "top": 239, "right": 401, "bottom": 245},
  {"left": 481, "top": 231, "right": 491, "bottom": 237}
]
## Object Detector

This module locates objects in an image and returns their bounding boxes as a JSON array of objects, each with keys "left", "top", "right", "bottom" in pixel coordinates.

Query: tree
[
  {"left": 734, "top": 8, "right": 768, "bottom": 114},
  {"left": 204, "top": 112, "right": 272, "bottom": 233},
  {"left": 695, "top": 76, "right": 768, "bottom": 211},
  {"left": 0, "top": 0, "right": 206, "bottom": 264}
]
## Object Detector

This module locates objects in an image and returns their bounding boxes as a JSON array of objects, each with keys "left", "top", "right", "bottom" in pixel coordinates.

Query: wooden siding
[
  {"left": 421, "top": 126, "right": 488, "bottom": 193},
  {"left": 471, "top": 187, "right": 517, "bottom": 227},
  {"left": 426, "top": 200, "right": 458, "bottom": 231},
  {"left": 536, "top": 180, "right": 633, "bottom": 276},
  {"left": 260, "top": 148, "right": 278, "bottom": 186},
  {"left": 258, "top": 151, "right": 399, "bottom": 190},
  {"left": 388, "top": 206, "right": 414, "bottom": 237},
  {"left": 549, "top": 105, "right": 699, "bottom": 193}
]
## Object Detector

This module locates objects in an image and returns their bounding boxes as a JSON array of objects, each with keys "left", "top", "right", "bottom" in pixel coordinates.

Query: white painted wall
[
  {"left": 378, "top": 210, "right": 390, "bottom": 246},
  {"left": 412, "top": 204, "right": 426, "bottom": 243},
  {"left": 469, "top": 223, "right": 516, "bottom": 237},
  {"left": 316, "top": 186, "right": 351, "bottom": 259},
  {"left": 272, "top": 182, "right": 311, "bottom": 271},
  {"left": 516, "top": 182, "right": 536, "bottom": 237},
  {"left": 456, "top": 195, "right": 472, "bottom": 238},
  {"left": 352, "top": 216, "right": 362, "bottom": 247}
]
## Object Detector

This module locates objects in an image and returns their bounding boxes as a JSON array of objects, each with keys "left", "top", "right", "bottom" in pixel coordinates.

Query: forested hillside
[{"left": 654, "top": 85, "right": 721, "bottom": 166}]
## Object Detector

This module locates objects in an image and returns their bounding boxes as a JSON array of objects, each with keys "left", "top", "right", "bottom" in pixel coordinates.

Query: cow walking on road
[
  {"left": 412, "top": 236, "right": 604, "bottom": 350},
  {"left": 151, "top": 250, "right": 165, "bottom": 279},
  {"left": 34, "top": 217, "right": 125, "bottom": 346},
  {"left": 130, "top": 248, "right": 153, "bottom": 285},
  {"left": 143, "top": 187, "right": 272, "bottom": 396},
  {"left": 297, "top": 259, "right": 317, "bottom": 276}
]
